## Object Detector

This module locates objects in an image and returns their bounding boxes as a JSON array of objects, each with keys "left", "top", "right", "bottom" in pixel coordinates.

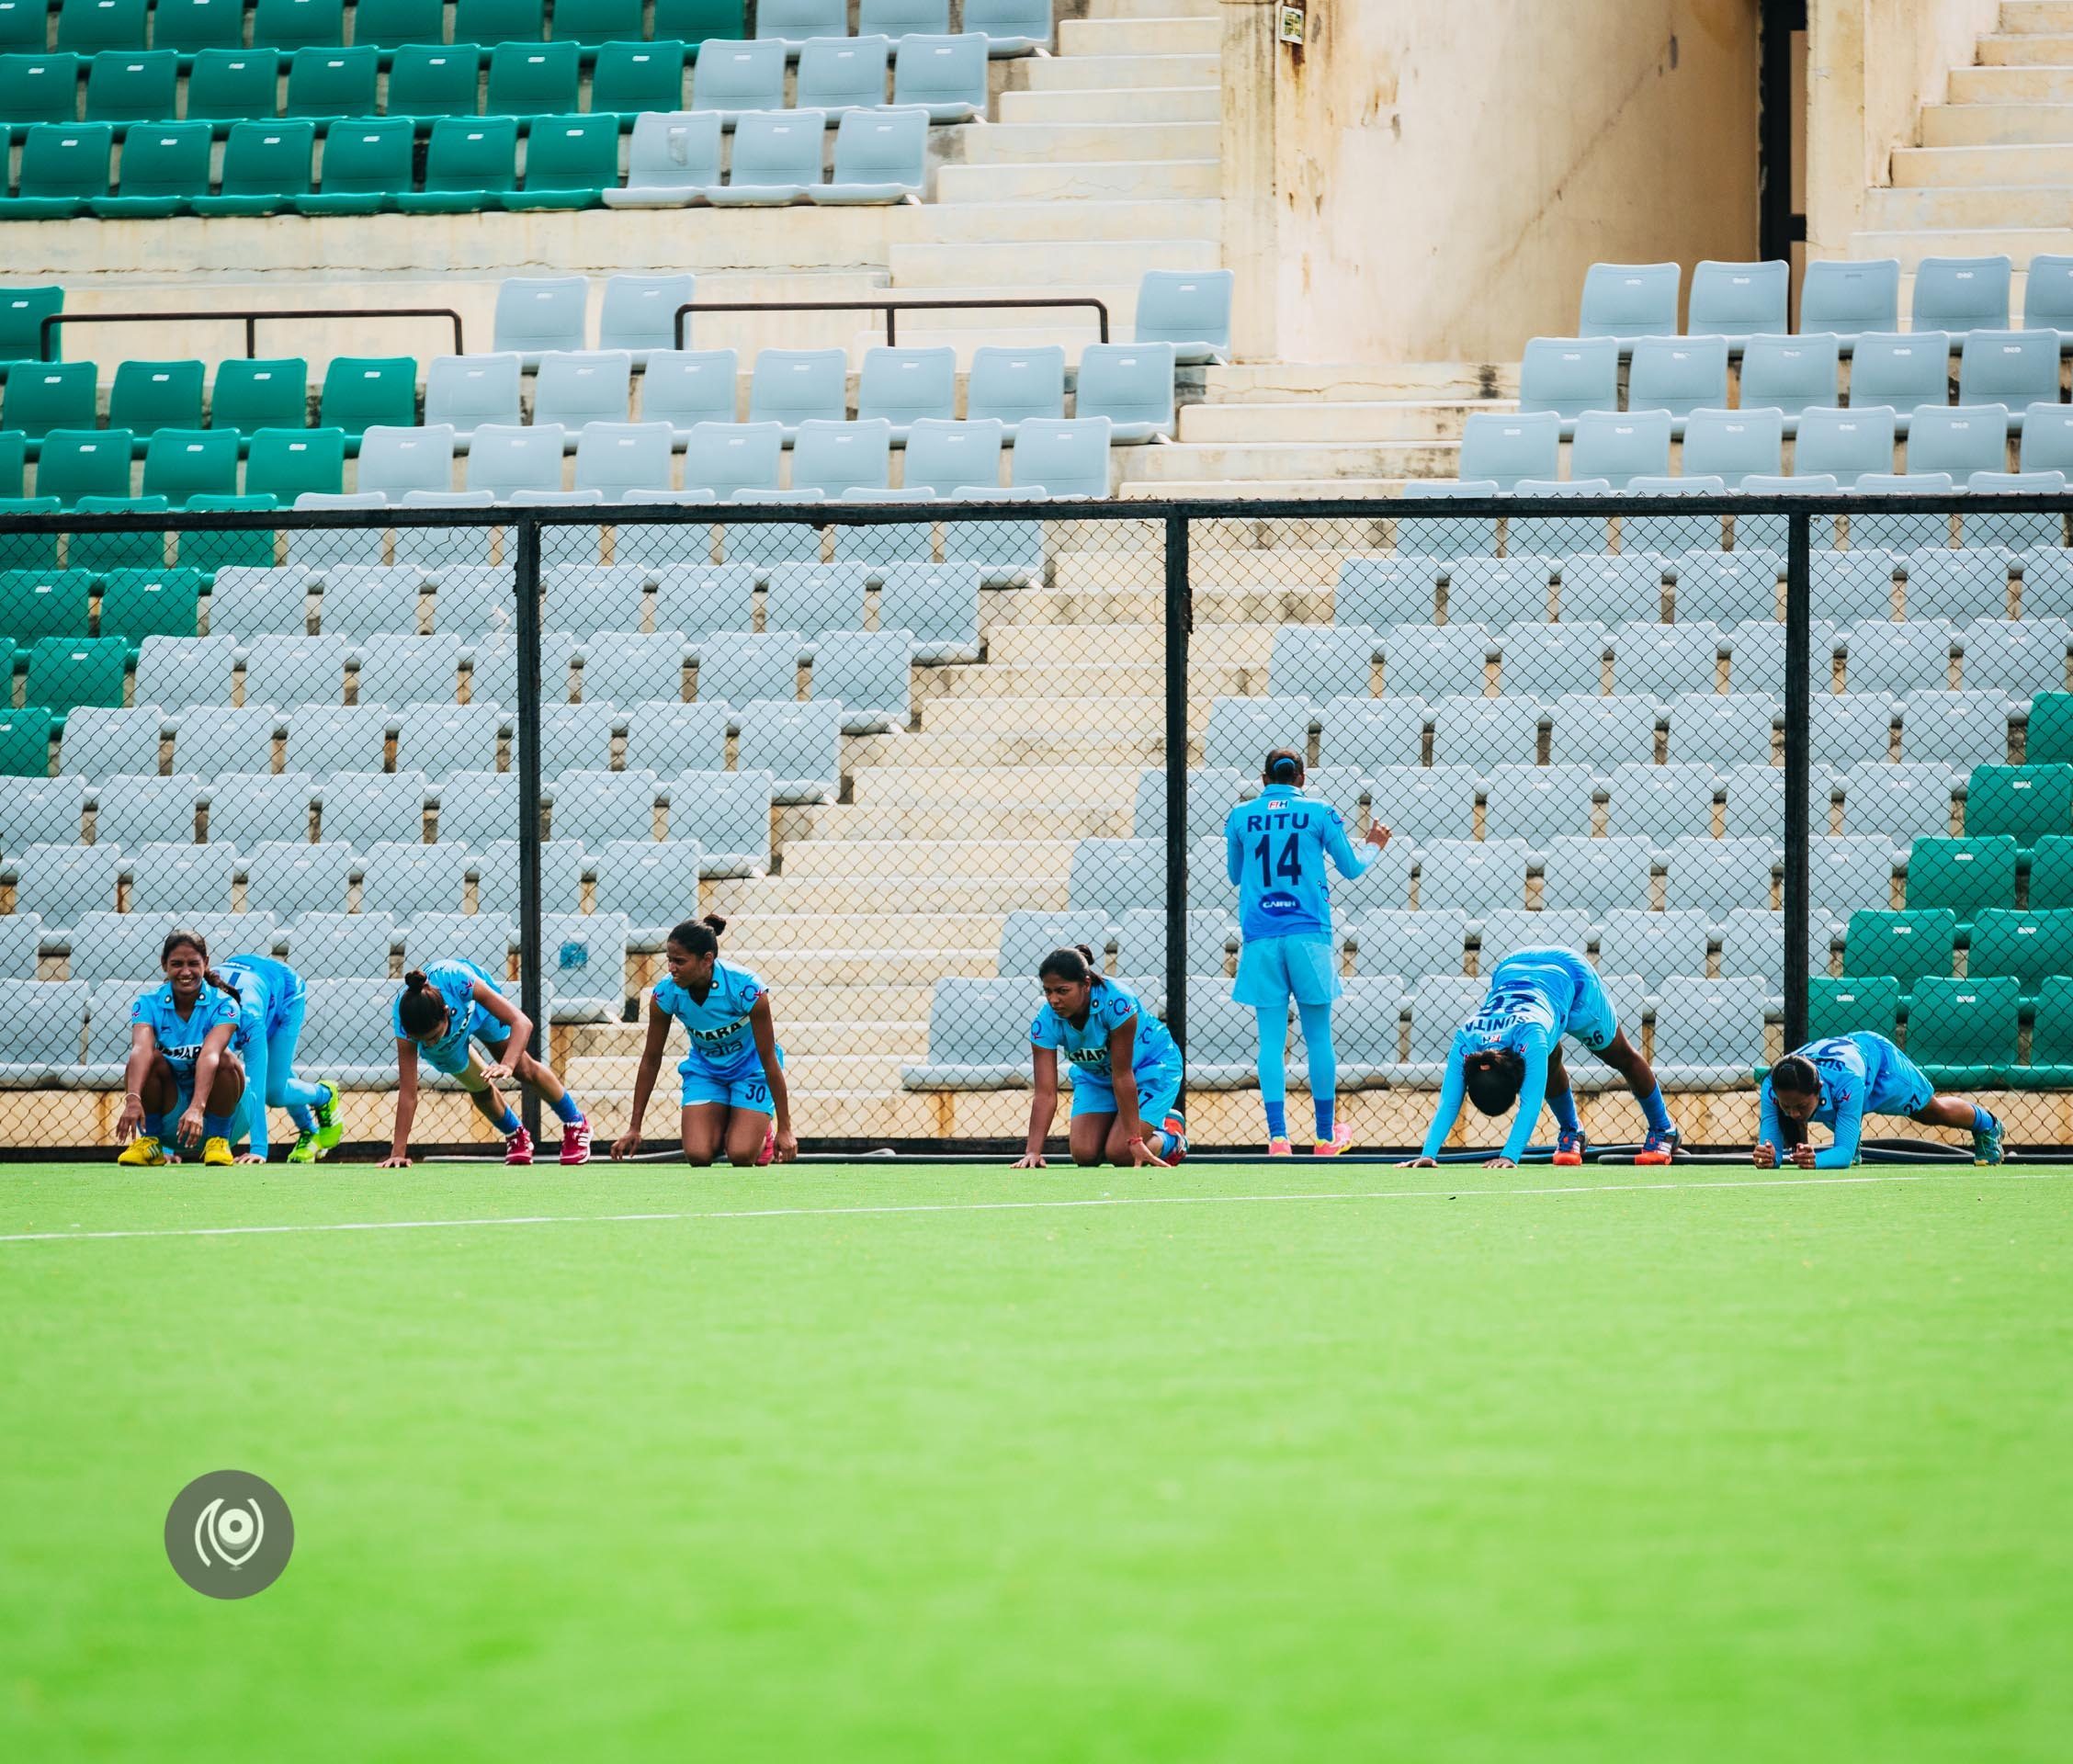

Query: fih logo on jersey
[{"left": 164, "top": 1470, "right": 294, "bottom": 1599}]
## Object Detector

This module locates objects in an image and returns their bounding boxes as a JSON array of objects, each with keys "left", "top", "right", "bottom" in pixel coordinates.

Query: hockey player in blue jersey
[
  {"left": 1410, "top": 946, "right": 1681, "bottom": 1169},
  {"left": 611, "top": 915, "right": 797, "bottom": 1168},
  {"left": 218, "top": 953, "right": 342, "bottom": 1165},
  {"left": 114, "top": 929, "right": 250, "bottom": 1167},
  {"left": 1225, "top": 750, "right": 1392, "bottom": 1157},
  {"left": 1013, "top": 944, "right": 1187, "bottom": 1169},
  {"left": 381, "top": 959, "right": 592, "bottom": 1167},
  {"left": 1756, "top": 1033, "right": 2003, "bottom": 1168}
]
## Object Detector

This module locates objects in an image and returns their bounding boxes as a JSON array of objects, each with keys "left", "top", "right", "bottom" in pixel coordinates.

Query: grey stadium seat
[
  {"left": 1134, "top": 269, "right": 1233, "bottom": 365},
  {"left": 1666, "top": 836, "right": 1777, "bottom": 916},
  {"left": 1271, "top": 624, "right": 1378, "bottom": 701},
  {"left": 666, "top": 768, "right": 772, "bottom": 875},
  {"left": 300, "top": 978, "right": 406, "bottom": 1085},
  {"left": 285, "top": 704, "right": 391, "bottom": 773},
  {"left": 93, "top": 773, "right": 201, "bottom": 848},
  {"left": 733, "top": 699, "right": 843, "bottom": 801},
  {"left": 813, "top": 105, "right": 928, "bottom": 205},
  {"left": 473, "top": 839, "right": 585, "bottom": 913},
  {"left": 1350, "top": 908, "right": 1468, "bottom": 980},
  {"left": 286, "top": 910, "right": 398, "bottom": 979},
  {"left": 683, "top": 421, "right": 785, "bottom": 497},
  {"left": 1496, "top": 622, "right": 1608, "bottom": 698},
  {"left": 810, "top": 628, "right": 912, "bottom": 729},
  {"left": 855, "top": 347, "right": 957, "bottom": 442},
  {"left": 424, "top": 354, "right": 523, "bottom": 441},
  {"left": 1378, "top": 624, "right": 1486, "bottom": 697},
  {"left": 588, "top": 839, "right": 703, "bottom": 938},
  {"left": 319, "top": 768, "right": 428, "bottom": 845},
  {"left": 356, "top": 425, "right": 456, "bottom": 504},
  {"left": 891, "top": 31, "right": 986, "bottom": 120},
  {"left": 606, "top": 112, "right": 720, "bottom": 209},
  {"left": 1073, "top": 344, "right": 1176, "bottom": 444},
  {"left": 790, "top": 419, "right": 892, "bottom": 498},
  {"left": 357, "top": 842, "right": 472, "bottom": 917},
  {"left": 1627, "top": 336, "right": 1730, "bottom": 419},
  {"left": 1798, "top": 257, "right": 1899, "bottom": 342},
  {"left": 625, "top": 702, "right": 731, "bottom": 775},
  {"left": 1686, "top": 258, "right": 1788, "bottom": 345},
  {"left": 1605, "top": 762, "right": 1717, "bottom": 844},
  {"left": 1339, "top": 558, "right": 1443, "bottom": 628},
  {"left": 1793, "top": 406, "right": 1897, "bottom": 488},
  {"left": 136, "top": 636, "right": 235, "bottom": 710},
  {"left": 1903, "top": 548, "right": 2013, "bottom": 623},
  {"left": 1415, "top": 838, "right": 1530, "bottom": 918},
  {"left": 1841, "top": 622, "right": 1954, "bottom": 695},
  {"left": 1069, "top": 837, "right": 1163, "bottom": 919},
  {"left": 1577, "top": 261, "right": 1680, "bottom": 344},
  {"left": 125, "top": 842, "right": 236, "bottom": 914},
  {"left": 1114, "top": 909, "right": 1235, "bottom": 979},
  {"left": 0, "top": 777, "right": 86, "bottom": 849},
  {"left": 1202, "top": 697, "right": 1312, "bottom": 772},
  {"left": 1737, "top": 334, "right": 1841, "bottom": 421},
  {"left": 534, "top": 351, "right": 633, "bottom": 434},
  {"left": 1667, "top": 693, "right": 1777, "bottom": 766},
  {"left": 1394, "top": 480, "right": 1501, "bottom": 560},
  {"left": 1010, "top": 417, "right": 1114, "bottom": 499},
  {"left": 1569, "top": 409, "right": 1673, "bottom": 488},
  {"left": 1682, "top": 407, "right": 1785, "bottom": 487},
  {"left": 210, "top": 565, "right": 312, "bottom": 639},
  {"left": 539, "top": 702, "right": 621, "bottom": 778},
  {"left": 206, "top": 774, "right": 315, "bottom": 850},
  {"left": 1597, "top": 909, "right": 1711, "bottom": 998},
  {"left": 1402, "top": 974, "right": 1492, "bottom": 1083},
  {"left": 540, "top": 911, "right": 629, "bottom": 1023},
  {"left": 358, "top": 634, "right": 464, "bottom": 708},
  {"left": 1517, "top": 335, "right": 1620, "bottom": 422},
  {"left": 1444, "top": 556, "right": 1554, "bottom": 626},
  {"left": 1839, "top": 762, "right": 1954, "bottom": 842},
  {"left": 876, "top": 561, "right": 980, "bottom": 663},
  {"left": 903, "top": 978, "right": 1032, "bottom": 1090},
  {"left": 0, "top": 978, "right": 87, "bottom": 1084},
  {"left": 796, "top": 33, "right": 892, "bottom": 113},
  {"left": 651, "top": 565, "right": 758, "bottom": 639},
  {"left": 572, "top": 422, "right": 674, "bottom": 501},
  {"left": 493, "top": 275, "right": 588, "bottom": 368},
  {"left": 1317, "top": 697, "right": 1427, "bottom": 770},
  {"left": 1477, "top": 908, "right": 1595, "bottom": 969},
  {"left": 241, "top": 840, "right": 357, "bottom": 917},
  {"left": 640, "top": 350, "right": 740, "bottom": 437},
  {"left": 401, "top": 912, "right": 510, "bottom": 979},
  {"left": 598, "top": 272, "right": 699, "bottom": 363},
  {"left": 707, "top": 108, "right": 826, "bottom": 205},
  {"left": 965, "top": 348, "right": 1066, "bottom": 435},
  {"left": 1429, "top": 695, "right": 1544, "bottom": 768},
  {"left": 1649, "top": 975, "right": 1768, "bottom": 1087},
  {"left": 1609, "top": 621, "right": 1721, "bottom": 696},
  {"left": 1539, "top": 836, "right": 1653, "bottom": 912},
  {"left": 1910, "top": 254, "right": 2011, "bottom": 334},
  {"left": 431, "top": 771, "right": 522, "bottom": 848},
  {"left": 901, "top": 416, "right": 1005, "bottom": 494},
  {"left": 1479, "top": 763, "right": 1598, "bottom": 845},
  {"left": 550, "top": 768, "right": 660, "bottom": 845},
  {"left": 697, "top": 630, "right": 801, "bottom": 705},
  {"left": 1899, "top": 690, "right": 2012, "bottom": 768},
  {"left": 1365, "top": 766, "right": 1478, "bottom": 846},
  {"left": 999, "top": 909, "right": 1113, "bottom": 981},
  {"left": 61, "top": 706, "right": 170, "bottom": 779},
  {"left": 1457, "top": 411, "right": 1560, "bottom": 489},
  {"left": 244, "top": 634, "right": 347, "bottom": 707},
  {"left": 965, "top": 0, "right": 1053, "bottom": 55},
  {"left": 1546, "top": 694, "right": 1660, "bottom": 767},
  {"left": 583, "top": 631, "right": 690, "bottom": 703},
  {"left": 1847, "top": 332, "right": 1948, "bottom": 416}
]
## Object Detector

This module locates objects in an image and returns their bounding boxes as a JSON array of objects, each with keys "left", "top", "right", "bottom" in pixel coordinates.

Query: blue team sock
[
  {"left": 1263, "top": 1100, "right": 1287, "bottom": 1138},
  {"left": 492, "top": 1102, "right": 521, "bottom": 1136},
  {"left": 1296, "top": 1002, "right": 1337, "bottom": 1141},
  {"left": 286, "top": 1103, "right": 318, "bottom": 1135},
  {"left": 1549, "top": 1088, "right": 1582, "bottom": 1136},
  {"left": 202, "top": 1111, "right": 232, "bottom": 1140},
  {"left": 1972, "top": 1104, "right": 1998, "bottom": 1133},
  {"left": 549, "top": 1090, "right": 584, "bottom": 1125},
  {"left": 145, "top": 1112, "right": 169, "bottom": 1141},
  {"left": 1638, "top": 1085, "right": 1674, "bottom": 1135}
]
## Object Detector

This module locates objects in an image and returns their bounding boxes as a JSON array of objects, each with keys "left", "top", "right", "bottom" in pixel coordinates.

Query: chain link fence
[{"left": 1, "top": 487, "right": 2067, "bottom": 1160}]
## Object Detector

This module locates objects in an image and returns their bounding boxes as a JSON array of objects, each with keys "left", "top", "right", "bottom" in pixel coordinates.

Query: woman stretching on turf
[
  {"left": 1013, "top": 944, "right": 1186, "bottom": 1169},
  {"left": 611, "top": 916, "right": 796, "bottom": 1167},
  {"left": 380, "top": 961, "right": 591, "bottom": 1168},
  {"left": 1224, "top": 750, "right": 1391, "bottom": 1157},
  {"left": 1756, "top": 1033, "right": 2003, "bottom": 1168},
  {"left": 218, "top": 953, "right": 341, "bottom": 1164},
  {"left": 115, "top": 930, "right": 250, "bottom": 1168}
]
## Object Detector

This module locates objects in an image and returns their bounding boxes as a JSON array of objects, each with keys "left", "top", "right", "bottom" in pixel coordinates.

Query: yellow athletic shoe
[
  {"left": 117, "top": 1134, "right": 167, "bottom": 1167},
  {"left": 201, "top": 1136, "right": 233, "bottom": 1167}
]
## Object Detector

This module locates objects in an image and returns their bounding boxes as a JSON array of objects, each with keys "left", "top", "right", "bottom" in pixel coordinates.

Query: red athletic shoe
[
  {"left": 559, "top": 1117, "right": 592, "bottom": 1166},
  {"left": 1553, "top": 1128, "right": 1587, "bottom": 1167},
  {"left": 504, "top": 1125, "right": 535, "bottom": 1166},
  {"left": 756, "top": 1121, "right": 776, "bottom": 1166}
]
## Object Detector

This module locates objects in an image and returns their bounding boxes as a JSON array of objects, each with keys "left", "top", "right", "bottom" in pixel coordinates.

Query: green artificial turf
[{"left": 2, "top": 1159, "right": 2070, "bottom": 1762}]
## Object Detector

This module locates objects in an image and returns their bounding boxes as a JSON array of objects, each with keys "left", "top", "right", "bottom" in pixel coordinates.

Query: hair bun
[
  {"left": 403, "top": 969, "right": 429, "bottom": 990},
  {"left": 701, "top": 913, "right": 728, "bottom": 937}
]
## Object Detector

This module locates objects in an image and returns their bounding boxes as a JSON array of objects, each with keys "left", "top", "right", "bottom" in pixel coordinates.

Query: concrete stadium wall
[{"left": 1221, "top": 0, "right": 1761, "bottom": 365}]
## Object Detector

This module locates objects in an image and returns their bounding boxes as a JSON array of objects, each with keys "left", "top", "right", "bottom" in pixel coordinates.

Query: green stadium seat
[
  {"left": 1, "top": 359, "right": 95, "bottom": 440},
  {"left": 501, "top": 110, "right": 614, "bottom": 209},
  {"left": 0, "top": 428, "right": 22, "bottom": 497},
  {"left": 0, "top": 707, "right": 52, "bottom": 774},
  {"left": 294, "top": 116, "right": 413, "bottom": 214},
  {"left": 210, "top": 357, "right": 307, "bottom": 433},
  {"left": 656, "top": 0, "right": 745, "bottom": 43},
  {"left": 352, "top": 0, "right": 447, "bottom": 49},
  {"left": 108, "top": 357, "right": 204, "bottom": 436},
  {"left": 1904, "top": 973, "right": 2020, "bottom": 1087},
  {"left": 317, "top": 357, "right": 414, "bottom": 437},
  {"left": 184, "top": 49, "right": 281, "bottom": 124},
  {"left": 484, "top": 40, "right": 577, "bottom": 114},
  {"left": 0, "top": 498, "right": 62, "bottom": 570},
  {"left": 385, "top": 44, "right": 481, "bottom": 120},
  {"left": 0, "top": 122, "right": 113, "bottom": 219},
  {"left": 55, "top": 0, "right": 149, "bottom": 55},
  {"left": 1966, "top": 762, "right": 2073, "bottom": 855},
  {"left": 0, "top": 285, "right": 64, "bottom": 375},
  {"left": 1965, "top": 907, "right": 2073, "bottom": 1005},
  {"left": 83, "top": 47, "right": 176, "bottom": 122},
  {"left": 2028, "top": 832, "right": 2073, "bottom": 910},
  {"left": 0, "top": 53, "right": 85, "bottom": 131},
  {"left": 1807, "top": 972, "right": 1901, "bottom": 1043},
  {"left": 0, "top": 565, "right": 94, "bottom": 643},
  {"left": 455, "top": 0, "right": 545, "bottom": 47},
  {"left": 140, "top": 425, "right": 238, "bottom": 503},
  {"left": 1842, "top": 907, "right": 1957, "bottom": 1000},
  {"left": 590, "top": 39, "right": 685, "bottom": 121},
  {"left": 394, "top": 115, "right": 515, "bottom": 212},
  {"left": 551, "top": 0, "right": 640, "bottom": 46},
  {"left": 24, "top": 634, "right": 129, "bottom": 708},
  {"left": 1904, "top": 835, "right": 2018, "bottom": 934},
  {"left": 245, "top": 424, "right": 344, "bottom": 499},
  {"left": 187, "top": 117, "right": 314, "bottom": 213},
  {"left": 33, "top": 427, "right": 131, "bottom": 504},
  {"left": 89, "top": 119, "right": 210, "bottom": 216},
  {"left": 250, "top": 0, "right": 345, "bottom": 52},
  {"left": 0, "top": 0, "right": 47, "bottom": 51},
  {"left": 152, "top": 0, "right": 246, "bottom": 53},
  {"left": 177, "top": 492, "right": 278, "bottom": 571},
  {"left": 2014, "top": 971, "right": 2073, "bottom": 1087},
  {"left": 69, "top": 492, "right": 166, "bottom": 570},
  {"left": 96, "top": 564, "right": 200, "bottom": 639},
  {"left": 282, "top": 44, "right": 377, "bottom": 118}
]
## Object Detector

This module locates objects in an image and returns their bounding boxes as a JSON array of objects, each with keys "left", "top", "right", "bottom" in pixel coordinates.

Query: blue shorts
[
  {"left": 680, "top": 1045, "right": 783, "bottom": 1114},
  {"left": 424, "top": 1027, "right": 509, "bottom": 1081},
  {"left": 1232, "top": 933, "right": 1342, "bottom": 1008},
  {"left": 1866, "top": 1048, "right": 1935, "bottom": 1116},
  {"left": 173, "top": 1079, "right": 250, "bottom": 1141},
  {"left": 1070, "top": 1061, "right": 1184, "bottom": 1124},
  {"left": 1486, "top": 949, "right": 1621, "bottom": 1054}
]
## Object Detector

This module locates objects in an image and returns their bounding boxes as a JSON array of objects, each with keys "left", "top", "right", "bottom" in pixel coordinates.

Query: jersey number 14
[{"left": 1252, "top": 833, "right": 1303, "bottom": 887}]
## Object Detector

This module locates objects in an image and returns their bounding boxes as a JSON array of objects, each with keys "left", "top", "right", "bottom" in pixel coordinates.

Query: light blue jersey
[
  {"left": 656, "top": 961, "right": 770, "bottom": 1077},
  {"left": 1759, "top": 1033, "right": 1935, "bottom": 1169},
  {"left": 1422, "top": 949, "right": 1622, "bottom": 1163},
  {"left": 1222, "top": 784, "right": 1373, "bottom": 944},
  {"left": 391, "top": 959, "right": 504, "bottom": 1075},
  {"left": 1030, "top": 978, "right": 1182, "bottom": 1086},
  {"left": 221, "top": 955, "right": 301, "bottom": 1038},
  {"left": 130, "top": 981, "right": 241, "bottom": 1086}
]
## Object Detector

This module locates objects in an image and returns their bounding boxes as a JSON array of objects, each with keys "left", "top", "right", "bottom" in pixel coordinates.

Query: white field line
[{"left": 0, "top": 1167, "right": 2061, "bottom": 1249}]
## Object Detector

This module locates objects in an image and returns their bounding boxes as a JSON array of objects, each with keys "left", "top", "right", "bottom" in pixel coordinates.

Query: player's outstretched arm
[
  {"left": 1410, "top": 1041, "right": 1469, "bottom": 1165},
  {"left": 181, "top": 1022, "right": 236, "bottom": 1151},
  {"left": 1812, "top": 1091, "right": 1863, "bottom": 1169},
  {"left": 1494, "top": 1039, "right": 1553, "bottom": 1167},
  {"left": 1014, "top": 1046, "right": 1060, "bottom": 1167},
  {"left": 117, "top": 1023, "right": 158, "bottom": 1145},
  {"left": 749, "top": 997, "right": 796, "bottom": 1163},
  {"left": 611, "top": 1000, "right": 673, "bottom": 1160},
  {"left": 380, "top": 1038, "right": 420, "bottom": 1167},
  {"left": 472, "top": 982, "right": 530, "bottom": 1082}
]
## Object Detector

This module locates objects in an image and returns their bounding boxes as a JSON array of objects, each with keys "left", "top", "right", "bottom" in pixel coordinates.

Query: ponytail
[
  {"left": 397, "top": 968, "right": 446, "bottom": 1036},
  {"left": 203, "top": 967, "right": 242, "bottom": 1003}
]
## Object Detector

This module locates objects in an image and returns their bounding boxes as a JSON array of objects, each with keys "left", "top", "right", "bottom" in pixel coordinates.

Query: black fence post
[
  {"left": 1164, "top": 513, "right": 1192, "bottom": 1069},
  {"left": 1783, "top": 506, "right": 1813, "bottom": 1055},
  {"left": 513, "top": 514, "right": 546, "bottom": 1141}
]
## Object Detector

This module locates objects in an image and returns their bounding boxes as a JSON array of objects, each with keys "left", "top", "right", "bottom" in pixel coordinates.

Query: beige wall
[
  {"left": 1223, "top": 0, "right": 1761, "bottom": 365},
  {"left": 1805, "top": 0, "right": 1999, "bottom": 257}
]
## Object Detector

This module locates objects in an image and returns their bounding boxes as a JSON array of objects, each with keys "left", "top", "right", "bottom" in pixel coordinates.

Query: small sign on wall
[{"left": 1277, "top": 5, "right": 1305, "bottom": 45}]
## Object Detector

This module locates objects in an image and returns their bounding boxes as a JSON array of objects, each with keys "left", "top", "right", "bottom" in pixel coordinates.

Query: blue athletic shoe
[
  {"left": 1553, "top": 1128, "right": 1586, "bottom": 1167},
  {"left": 1974, "top": 1112, "right": 2004, "bottom": 1166},
  {"left": 1636, "top": 1126, "right": 1682, "bottom": 1166}
]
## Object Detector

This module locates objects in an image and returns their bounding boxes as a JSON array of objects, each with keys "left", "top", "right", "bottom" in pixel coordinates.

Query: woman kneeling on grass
[
  {"left": 611, "top": 916, "right": 797, "bottom": 1168},
  {"left": 380, "top": 961, "right": 591, "bottom": 1168},
  {"left": 1013, "top": 945, "right": 1187, "bottom": 1170},
  {"left": 115, "top": 930, "right": 250, "bottom": 1168}
]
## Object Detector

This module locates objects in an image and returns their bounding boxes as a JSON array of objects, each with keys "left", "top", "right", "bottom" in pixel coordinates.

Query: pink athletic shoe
[
  {"left": 504, "top": 1125, "right": 535, "bottom": 1166},
  {"left": 559, "top": 1117, "right": 592, "bottom": 1166},
  {"left": 1313, "top": 1122, "right": 1354, "bottom": 1158}
]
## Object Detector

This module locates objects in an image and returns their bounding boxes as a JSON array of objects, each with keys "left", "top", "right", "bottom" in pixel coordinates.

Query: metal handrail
[
  {"left": 37, "top": 306, "right": 465, "bottom": 362},
  {"left": 671, "top": 295, "right": 1111, "bottom": 350}
]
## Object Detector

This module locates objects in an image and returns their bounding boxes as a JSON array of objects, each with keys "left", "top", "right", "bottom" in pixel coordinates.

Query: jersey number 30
[{"left": 1252, "top": 833, "right": 1303, "bottom": 887}]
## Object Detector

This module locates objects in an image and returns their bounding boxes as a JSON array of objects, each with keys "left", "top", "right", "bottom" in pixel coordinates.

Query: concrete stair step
[
  {"left": 1022, "top": 51, "right": 1219, "bottom": 90},
  {"left": 986, "top": 623, "right": 1275, "bottom": 666},
  {"left": 1922, "top": 100, "right": 2073, "bottom": 145},
  {"left": 708, "top": 875, "right": 1075, "bottom": 913},
  {"left": 1851, "top": 227, "right": 2073, "bottom": 268},
  {"left": 848, "top": 763, "right": 1145, "bottom": 802},
  {"left": 918, "top": 695, "right": 1168, "bottom": 738},
  {"left": 1059, "top": 15, "right": 1218, "bottom": 53},
  {"left": 1121, "top": 478, "right": 1412, "bottom": 501},
  {"left": 844, "top": 729, "right": 1161, "bottom": 767},
  {"left": 861, "top": 280, "right": 1138, "bottom": 328},
  {"left": 889, "top": 236, "right": 1218, "bottom": 286},
  {"left": 997, "top": 85, "right": 1219, "bottom": 125},
  {"left": 1089, "top": 0, "right": 1220, "bottom": 17},
  {"left": 957, "top": 119, "right": 1221, "bottom": 164},
  {"left": 1977, "top": 30, "right": 2073, "bottom": 62},
  {"left": 2002, "top": 0, "right": 2073, "bottom": 28},
  {"left": 1116, "top": 439, "right": 1465, "bottom": 483},
  {"left": 1051, "top": 550, "right": 1356, "bottom": 593},
  {"left": 1205, "top": 361, "right": 1522, "bottom": 402},
  {"left": 1894, "top": 140, "right": 2073, "bottom": 180},
  {"left": 935, "top": 157, "right": 1219, "bottom": 202},
  {"left": 679, "top": 915, "right": 1009, "bottom": 955},
  {"left": 1951, "top": 62, "right": 2073, "bottom": 101},
  {"left": 1864, "top": 184, "right": 2073, "bottom": 228},
  {"left": 1179, "top": 400, "right": 1490, "bottom": 444},
  {"left": 916, "top": 661, "right": 1263, "bottom": 698},
  {"left": 911, "top": 197, "right": 1221, "bottom": 243},
  {"left": 776, "top": 836, "right": 1078, "bottom": 879},
  {"left": 796, "top": 801, "right": 1135, "bottom": 840}
]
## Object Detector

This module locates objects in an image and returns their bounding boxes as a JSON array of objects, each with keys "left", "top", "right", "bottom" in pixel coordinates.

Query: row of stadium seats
[
  {"left": 0, "top": 33, "right": 995, "bottom": 130},
  {"left": 1, "top": 344, "right": 1183, "bottom": 447},
  {"left": 1576, "top": 254, "right": 2073, "bottom": 345},
  {"left": 0, "top": 0, "right": 1048, "bottom": 58},
  {"left": 1524, "top": 330, "right": 2073, "bottom": 430}
]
